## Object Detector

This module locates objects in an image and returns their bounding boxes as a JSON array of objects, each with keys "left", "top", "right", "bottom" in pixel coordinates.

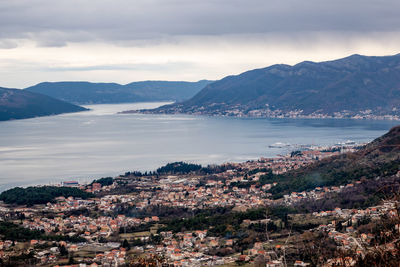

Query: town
[
  {"left": 0, "top": 142, "right": 398, "bottom": 266},
  {"left": 133, "top": 103, "right": 400, "bottom": 121}
]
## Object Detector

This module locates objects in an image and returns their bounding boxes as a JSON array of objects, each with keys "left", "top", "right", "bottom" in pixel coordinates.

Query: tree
[
  {"left": 122, "top": 239, "right": 131, "bottom": 250},
  {"left": 59, "top": 245, "right": 68, "bottom": 256},
  {"left": 0, "top": 186, "right": 94, "bottom": 206},
  {"left": 68, "top": 253, "right": 75, "bottom": 264},
  {"left": 254, "top": 255, "right": 267, "bottom": 267}
]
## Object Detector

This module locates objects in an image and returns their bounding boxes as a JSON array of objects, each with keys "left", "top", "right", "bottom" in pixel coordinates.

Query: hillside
[
  {"left": 25, "top": 80, "right": 212, "bottom": 104},
  {"left": 147, "top": 54, "right": 400, "bottom": 118},
  {"left": 268, "top": 125, "right": 400, "bottom": 197},
  {"left": 0, "top": 87, "right": 87, "bottom": 121},
  {"left": 0, "top": 186, "right": 94, "bottom": 206}
]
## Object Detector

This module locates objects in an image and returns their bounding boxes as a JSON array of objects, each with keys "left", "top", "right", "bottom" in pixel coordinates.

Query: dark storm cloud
[{"left": 0, "top": 0, "right": 399, "bottom": 46}]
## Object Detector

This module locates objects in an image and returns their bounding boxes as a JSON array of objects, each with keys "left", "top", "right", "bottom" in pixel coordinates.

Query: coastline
[
  {"left": 121, "top": 109, "right": 400, "bottom": 121},
  {"left": 1, "top": 102, "right": 397, "bottom": 193},
  {"left": 1, "top": 141, "right": 363, "bottom": 192}
]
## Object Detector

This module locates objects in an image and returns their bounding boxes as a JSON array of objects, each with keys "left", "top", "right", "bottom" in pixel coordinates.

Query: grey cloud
[
  {"left": 0, "top": 0, "right": 399, "bottom": 45},
  {"left": 40, "top": 61, "right": 196, "bottom": 72},
  {"left": 0, "top": 39, "right": 18, "bottom": 49}
]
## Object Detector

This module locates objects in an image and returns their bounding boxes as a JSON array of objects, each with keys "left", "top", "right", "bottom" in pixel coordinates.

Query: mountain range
[
  {"left": 4, "top": 53, "right": 400, "bottom": 121},
  {"left": 141, "top": 54, "right": 400, "bottom": 118},
  {"left": 0, "top": 87, "right": 88, "bottom": 121},
  {"left": 25, "top": 80, "right": 212, "bottom": 104}
]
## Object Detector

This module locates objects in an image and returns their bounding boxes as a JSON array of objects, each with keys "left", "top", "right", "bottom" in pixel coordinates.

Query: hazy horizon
[{"left": 4, "top": 51, "right": 400, "bottom": 90}]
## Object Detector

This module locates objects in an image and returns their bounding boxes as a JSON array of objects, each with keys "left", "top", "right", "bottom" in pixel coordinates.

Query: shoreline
[
  {"left": 1, "top": 103, "right": 396, "bottom": 193},
  {"left": 0, "top": 141, "right": 363, "bottom": 192},
  {"left": 122, "top": 109, "right": 400, "bottom": 122}
]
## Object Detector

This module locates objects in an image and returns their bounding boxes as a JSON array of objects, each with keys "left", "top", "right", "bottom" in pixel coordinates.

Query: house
[
  {"left": 209, "top": 240, "right": 218, "bottom": 247},
  {"left": 92, "top": 183, "right": 102, "bottom": 191},
  {"left": 225, "top": 239, "right": 233, "bottom": 246},
  {"left": 294, "top": 260, "right": 310, "bottom": 266}
]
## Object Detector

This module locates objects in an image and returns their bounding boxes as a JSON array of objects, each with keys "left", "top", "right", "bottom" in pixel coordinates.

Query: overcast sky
[{"left": 1, "top": 0, "right": 400, "bottom": 88}]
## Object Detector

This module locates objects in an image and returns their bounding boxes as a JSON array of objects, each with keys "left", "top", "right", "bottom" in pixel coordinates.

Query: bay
[{"left": 0, "top": 102, "right": 398, "bottom": 191}]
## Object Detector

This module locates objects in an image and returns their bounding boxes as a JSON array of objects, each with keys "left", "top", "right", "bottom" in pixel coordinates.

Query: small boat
[
  {"left": 268, "top": 142, "right": 291, "bottom": 148},
  {"left": 335, "top": 140, "right": 356, "bottom": 146}
]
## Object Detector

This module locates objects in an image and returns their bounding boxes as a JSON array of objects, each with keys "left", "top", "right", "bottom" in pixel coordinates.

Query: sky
[{"left": 1, "top": 0, "right": 400, "bottom": 88}]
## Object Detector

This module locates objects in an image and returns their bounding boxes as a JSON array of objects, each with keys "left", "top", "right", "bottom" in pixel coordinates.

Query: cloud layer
[{"left": 0, "top": 0, "right": 400, "bottom": 87}]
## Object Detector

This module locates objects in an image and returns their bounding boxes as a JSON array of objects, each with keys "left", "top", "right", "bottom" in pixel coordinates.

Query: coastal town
[
  {"left": 132, "top": 103, "right": 400, "bottom": 121},
  {"left": 245, "top": 107, "right": 400, "bottom": 121},
  {"left": 0, "top": 142, "right": 398, "bottom": 266}
]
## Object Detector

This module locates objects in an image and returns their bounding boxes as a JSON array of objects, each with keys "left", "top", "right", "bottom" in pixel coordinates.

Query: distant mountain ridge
[
  {"left": 144, "top": 54, "right": 400, "bottom": 118},
  {"left": 26, "top": 80, "right": 212, "bottom": 104},
  {"left": 0, "top": 87, "right": 88, "bottom": 121}
]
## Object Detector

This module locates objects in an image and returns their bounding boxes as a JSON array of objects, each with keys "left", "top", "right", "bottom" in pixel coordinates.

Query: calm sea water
[{"left": 0, "top": 102, "right": 398, "bottom": 191}]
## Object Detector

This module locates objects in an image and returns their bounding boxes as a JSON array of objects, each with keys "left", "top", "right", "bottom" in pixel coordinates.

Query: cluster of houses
[
  {"left": 3, "top": 143, "right": 396, "bottom": 266},
  {"left": 321, "top": 201, "right": 398, "bottom": 248},
  {"left": 199, "top": 104, "right": 400, "bottom": 121},
  {"left": 22, "top": 210, "right": 159, "bottom": 241},
  {"left": 282, "top": 182, "right": 360, "bottom": 204},
  {"left": 133, "top": 230, "right": 237, "bottom": 266}
]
